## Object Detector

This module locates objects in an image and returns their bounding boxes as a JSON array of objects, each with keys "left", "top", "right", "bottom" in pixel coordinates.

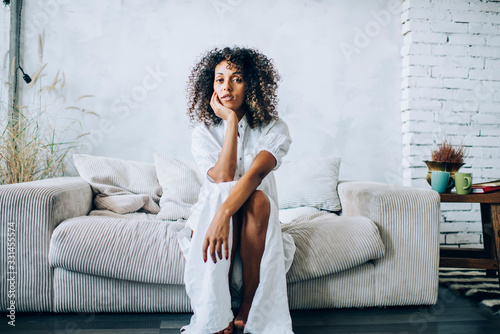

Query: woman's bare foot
[
  {"left": 234, "top": 301, "right": 250, "bottom": 330},
  {"left": 233, "top": 316, "right": 246, "bottom": 330},
  {"left": 216, "top": 320, "right": 234, "bottom": 334}
]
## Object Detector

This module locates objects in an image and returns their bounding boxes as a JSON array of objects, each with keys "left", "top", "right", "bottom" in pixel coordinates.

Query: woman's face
[{"left": 213, "top": 60, "right": 245, "bottom": 113}]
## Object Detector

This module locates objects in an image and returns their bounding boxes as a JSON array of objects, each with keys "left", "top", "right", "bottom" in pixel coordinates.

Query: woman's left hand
[{"left": 202, "top": 209, "right": 231, "bottom": 263}]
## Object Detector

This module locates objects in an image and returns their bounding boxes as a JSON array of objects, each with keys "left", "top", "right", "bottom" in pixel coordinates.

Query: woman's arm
[
  {"left": 202, "top": 150, "right": 276, "bottom": 263},
  {"left": 207, "top": 92, "right": 239, "bottom": 183},
  {"left": 207, "top": 115, "right": 238, "bottom": 182}
]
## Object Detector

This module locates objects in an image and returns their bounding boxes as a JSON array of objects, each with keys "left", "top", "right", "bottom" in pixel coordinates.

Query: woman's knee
[
  {"left": 242, "top": 191, "right": 270, "bottom": 229},
  {"left": 244, "top": 190, "right": 270, "bottom": 214}
]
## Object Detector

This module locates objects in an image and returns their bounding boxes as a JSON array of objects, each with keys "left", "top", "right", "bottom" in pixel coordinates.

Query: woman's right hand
[
  {"left": 202, "top": 208, "right": 231, "bottom": 263},
  {"left": 210, "top": 91, "right": 236, "bottom": 121}
]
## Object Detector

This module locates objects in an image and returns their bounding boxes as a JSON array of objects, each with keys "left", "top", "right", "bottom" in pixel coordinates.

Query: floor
[{"left": 2, "top": 287, "right": 499, "bottom": 334}]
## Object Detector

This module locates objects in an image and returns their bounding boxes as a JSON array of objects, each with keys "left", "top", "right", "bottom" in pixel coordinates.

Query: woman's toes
[
  {"left": 234, "top": 316, "right": 246, "bottom": 330},
  {"left": 223, "top": 320, "right": 234, "bottom": 334}
]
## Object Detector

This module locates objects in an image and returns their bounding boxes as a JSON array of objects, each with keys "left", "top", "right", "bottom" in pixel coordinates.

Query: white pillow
[
  {"left": 279, "top": 207, "right": 321, "bottom": 224},
  {"left": 73, "top": 154, "right": 161, "bottom": 214},
  {"left": 275, "top": 156, "right": 341, "bottom": 211},
  {"left": 154, "top": 153, "right": 204, "bottom": 220}
]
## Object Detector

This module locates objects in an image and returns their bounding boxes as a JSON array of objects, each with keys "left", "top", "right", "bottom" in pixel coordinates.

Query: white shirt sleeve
[
  {"left": 191, "top": 124, "right": 222, "bottom": 181},
  {"left": 253, "top": 118, "right": 292, "bottom": 171}
]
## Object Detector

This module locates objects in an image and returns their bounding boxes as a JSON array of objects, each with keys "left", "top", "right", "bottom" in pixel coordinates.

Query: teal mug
[{"left": 431, "top": 171, "right": 454, "bottom": 194}]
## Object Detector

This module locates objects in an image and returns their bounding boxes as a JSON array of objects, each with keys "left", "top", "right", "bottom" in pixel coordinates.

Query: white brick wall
[{"left": 401, "top": 0, "right": 500, "bottom": 248}]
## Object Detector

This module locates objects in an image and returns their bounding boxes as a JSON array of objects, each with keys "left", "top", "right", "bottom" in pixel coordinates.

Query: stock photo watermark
[
  {"left": 6, "top": 221, "right": 16, "bottom": 327},
  {"left": 23, "top": 0, "right": 71, "bottom": 39},
  {"left": 340, "top": 0, "right": 401, "bottom": 63},
  {"left": 78, "top": 62, "right": 169, "bottom": 154},
  {"left": 212, "top": 0, "right": 243, "bottom": 20},
  {"left": 399, "top": 287, "right": 458, "bottom": 334},
  {"left": 454, "top": 73, "right": 497, "bottom": 112}
]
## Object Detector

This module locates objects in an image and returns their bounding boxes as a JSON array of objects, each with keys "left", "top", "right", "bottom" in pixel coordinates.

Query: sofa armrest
[
  {"left": 337, "top": 181, "right": 441, "bottom": 306},
  {"left": 1, "top": 177, "right": 92, "bottom": 312}
]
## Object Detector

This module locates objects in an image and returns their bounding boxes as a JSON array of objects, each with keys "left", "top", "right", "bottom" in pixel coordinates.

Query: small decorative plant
[
  {"left": 424, "top": 138, "right": 467, "bottom": 189},
  {"left": 0, "top": 106, "right": 78, "bottom": 184},
  {"left": 0, "top": 64, "right": 95, "bottom": 185},
  {"left": 431, "top": 138, "right": 466, "bottom": 164}
]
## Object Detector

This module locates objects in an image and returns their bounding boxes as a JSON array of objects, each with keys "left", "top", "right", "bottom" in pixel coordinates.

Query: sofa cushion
[
  {"left": 88, "top": 209, "right": 160, "bottom": 221},
  {"left": 279, "top": 207, "right": 321, "bottom": 224},
  {"left": 282, "top": 211, "right": 385, "bottom": 283},
  {"left": 49, "top": 212, "right": 384, "bottom": 286},
  {"left": 275, "top": 156, "right": 341, "bottom": 211},
  {"left": 154, "top": 153, "right": 204, "bottom": 220},
  {"left": 49, "top": 216, "right": 186, "bottom": 285},
  {"left": 73, "top": 154, "right": 162, "bottom": 214}
]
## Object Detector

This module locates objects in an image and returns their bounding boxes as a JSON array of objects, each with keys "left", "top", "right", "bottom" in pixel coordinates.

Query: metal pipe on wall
[{"left": 7, "top": 0, "right": 21, "bottom": 125}]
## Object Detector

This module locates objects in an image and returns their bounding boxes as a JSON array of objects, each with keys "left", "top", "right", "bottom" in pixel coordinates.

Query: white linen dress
[{"left": 178, "top": 116, "right": 296, "bottom": 334}]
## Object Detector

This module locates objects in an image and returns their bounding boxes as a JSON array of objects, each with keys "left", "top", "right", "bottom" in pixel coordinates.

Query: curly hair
[{"left": 186, "top": 46, "right": 281, "bottom": 128}]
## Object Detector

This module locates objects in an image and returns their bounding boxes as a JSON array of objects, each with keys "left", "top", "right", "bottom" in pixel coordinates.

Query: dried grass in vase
[
  {"left": 0, "top": 107, "right": 79, "bottom": 184},
  {"left": 431, "top": 138, "right": 466, "bottom": 164},
  {"left": 0, "top": 59, "right": 95, "bottom": 185}
]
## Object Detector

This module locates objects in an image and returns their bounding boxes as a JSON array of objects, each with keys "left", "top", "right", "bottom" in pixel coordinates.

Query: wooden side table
[{"left": 439, "top": 191, "right": 500, "bottom": 284}]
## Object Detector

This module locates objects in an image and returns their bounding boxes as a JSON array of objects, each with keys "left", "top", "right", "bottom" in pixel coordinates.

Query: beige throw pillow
[
  {"left": 73, "top": 154, "right": 161, "bottom": 214},
  {"left": 275, "top": 156, "right": 341, "bottom": 211},
  {"left": 154, "top": 153, "right": 204, "bottom": 221}
]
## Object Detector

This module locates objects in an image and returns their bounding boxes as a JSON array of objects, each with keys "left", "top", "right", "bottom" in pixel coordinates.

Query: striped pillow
[
  {"left": 154, "top": 153, "right": 204, "bottom": 221},
  {"left": 275, "top": 157, "right": 341, "bottom": 211},
  {"left": 73, "top": 154, "right": 161, "bottom": 214},
  {"left": 282, "top": 211, "right": 384, "bottom": 282}
]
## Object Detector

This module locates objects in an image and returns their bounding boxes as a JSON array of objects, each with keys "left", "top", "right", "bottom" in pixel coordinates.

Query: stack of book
[{"left": 471, "top": 179, "right": 500, "bottom": 194}]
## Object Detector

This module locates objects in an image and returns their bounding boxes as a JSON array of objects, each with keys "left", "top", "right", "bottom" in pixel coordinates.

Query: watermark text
[{"left": 6, "top": 221, "right": 16, "bottom": 327}]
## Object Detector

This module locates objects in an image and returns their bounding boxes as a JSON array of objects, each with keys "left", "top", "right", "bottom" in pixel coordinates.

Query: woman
[{"left": 178, "top": 46, "right": 295, "bottom": 334}]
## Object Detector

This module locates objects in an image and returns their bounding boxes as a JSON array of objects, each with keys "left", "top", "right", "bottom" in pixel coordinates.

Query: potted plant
[
  {"left": 1, "top": 65, "right": 94, "bottom": 185},
  {"left": 423, "top": 138, "right": 466, "bottom": 191}
]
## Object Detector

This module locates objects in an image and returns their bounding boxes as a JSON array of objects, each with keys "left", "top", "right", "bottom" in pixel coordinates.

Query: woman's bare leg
[{"left": 234, "top": 190, "right": 270, "bottom": 329}]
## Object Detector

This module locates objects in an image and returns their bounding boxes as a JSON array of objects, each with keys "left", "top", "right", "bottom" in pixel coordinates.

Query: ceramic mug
[
  {"left": 455, "top": 172, "right": 472, "bottom": 195},
  {"left": 431, "top": 171, "right": 454, "bottom": 194}
]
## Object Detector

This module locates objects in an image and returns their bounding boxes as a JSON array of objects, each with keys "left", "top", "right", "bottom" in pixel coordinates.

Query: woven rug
[{"left": 439, "top": 268, "right": 500, "bottom": 315}]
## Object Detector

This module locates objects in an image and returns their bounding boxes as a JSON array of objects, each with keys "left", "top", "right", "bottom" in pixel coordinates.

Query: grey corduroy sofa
[{"left": 0, "top": 177, "right": 441, "bottom": 313}]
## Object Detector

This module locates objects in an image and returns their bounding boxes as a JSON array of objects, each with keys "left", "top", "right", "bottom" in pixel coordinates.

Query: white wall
[
  {"left": 0, "top": 5, "right": 9, "bottom": 114},
  {"left": 401, "top": 0, "right": 500, "bottom": 248},
  {"left": 402, "top": 0, "right": 500, "bottom": 188},
  {"left": 16, "top": 0, "right": 403, "bottom": 184}
]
